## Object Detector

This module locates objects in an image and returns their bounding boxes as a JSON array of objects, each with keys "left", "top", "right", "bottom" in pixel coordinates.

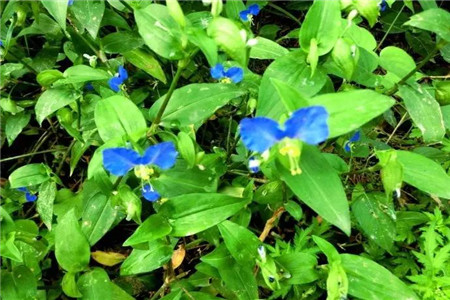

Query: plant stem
[
  {"left": 0, "top": 148, "right": 66, "bottom": 163},
  {"left": 56, "top": 139, "right": 76, "bottom": 175},
  {"left": 147, "top": 64, "right": 185, "bottom": 136},
  {"left": 268, "top": 3, "right": 302, "bottom": 26},
  {"left": 376, "top": 4, "right": 405, "bottom": 51},
  {"left": 385, "top": 43, "right": 446, "bottom": 96},
  {"left": 119, "top": 0, "right": 134, "bottom": 12},
  {"left": 6, "top": 51, "right": 39, "bottom": 74}
]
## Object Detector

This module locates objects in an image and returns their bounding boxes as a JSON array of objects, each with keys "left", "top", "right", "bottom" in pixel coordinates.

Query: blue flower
[
  {"left": 102, "top": 142, "right": 178, "bottom": 177},
  {"left": 108, "top": 66, "right": 128, "bottom": 92},
  {"left": 344, "top": 131, "right": 361, "bottom": 152},
  {"left": 142, "top": 184, "right": 160, "bottom": 202},
  {"left": 210, "top": 64, "right": 243, "bottom": 84},
  {"left": 379, "top": 0, "right": 387, "bottom": 11},
  {"left": 239, "top": 4, "right": 260, "bottom": 21},
  {"left": 68, "top": 0, "right": 74, "bottom": 6},
  {"left": 240, "top": 106, "right": 329, "bottom": 153},
  {"left": 0, "top": 40, "right": 3, "bottom": 47},
  {"left": 248, "top": 157, "right": 261, "bottom": 173},
  {"left": 85, "top": 82, "right": 94, "bottom": 91},
  {"left": 17, "top": 187, "right": 37, "bottom": 202}
]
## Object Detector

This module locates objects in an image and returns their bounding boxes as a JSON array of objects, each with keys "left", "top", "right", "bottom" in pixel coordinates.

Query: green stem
[
  {"left": 385, "top": 43, "right": 444, "bottom": 96},
  {"left": 56, "top": 139, "right": 76, "bottom": 175},
  {"left": 6, "top": 51, "right": 38, "bottom": 74},
  {"left": 147, "top": 64, "right": 185, "bottom": 136},
  {"left": 119, "top": 0, "right": 134, "bottom": 12},
  {"left": 267, "top": 3, "right": 302, "bottom": 26},
  {"left": 376, "top": 4, "right": 405, "bottom": 51},
  {"left": 0, "top": 148, "right": 66, "bottom": 163}
]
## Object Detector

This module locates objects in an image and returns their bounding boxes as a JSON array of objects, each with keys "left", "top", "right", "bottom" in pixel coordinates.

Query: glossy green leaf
[
  {"left": 102, "top": 31, "right": 144, "bottom": 54},
  {"left": 149, "top": 83, "right": 246, "bottom": 129},
  {"left": 71, "top": 0, "right": 105, "bottom": 39},
  {"left": 404, "top": 8, "right": 450, "bottom": 41},
  {"left": 94, "top": 95, "right": 147, "bottom": 142},
  {"left": 278, "top": 145, "right": 351, "bottom": 235},
  {"left": 62, "top": 65, "right": 110, "bottom": 84},
  {"left": 352, "top": 193, "right": 396, "bottom": 251},
  {"left": 308, "top": 89, "right": 395, "bottom": 138},
  {"left": 257, "top": 51, "right": 327, "bottom": 119},
  {"left": 5, "top": 112, "right": 30, "bottom": 146},
  {"left": 250, "top": 37, "right": 289, "bottom": 60},
  {"left": 341, "top": 254, "right": 419, "bottom": 300},
  {"left": 0, "top": 266, "right": 37, "bottom": 300},
  {"left": 62, "top": 272, "right": 82, "bottom": 298},
  {"left": 37, "top": 181, "right": 56, "bottom": 230},
  {"left": 36, "top": 69, "right": 64, "bottom": 87},
  {"left": 159, "top": 193, "right": 250, "bottom": 236},
  {"left": 380, "top": 46, "right": 416, "bottom": 81},
  {"left": 276, "top": 253, "right": 318, "bottom": 284},
  {"left": 123, "top": 48, "right": 166, "bottom": 83},
  {"left": 35, "top": 87, "right": 81, "bottom": 125},
  {"left": 186, "top": 27, "right": 218, "bottom": 66},
  {"left": 77, "top": 268, "right": 112, "bottom": 299},
  {"left": 120, "top": 240, "right": 172, "bottom": 275},
  {"left": 8, "top": 163, "right": 50, "bottom": 188},
  {"left": 123, "top": 214, "right": 172, "bottom": 246},
  {"left": 55, "top": 209, "right": 90, "bottom": 272},
  {"left": 396, "top": 150, "right": 450, "bottom": 199},
  {"left": 398, "top": 85, "right": 445, "bottom": 143},
  {"left": 218, "top": 220, "right": 260, "bottom": 265},
  {"left": 135, "top": 4, "right": 185, "bottom": 60},
  {"left": 41, "top": 0, "right": 68, "bottom": 30}
]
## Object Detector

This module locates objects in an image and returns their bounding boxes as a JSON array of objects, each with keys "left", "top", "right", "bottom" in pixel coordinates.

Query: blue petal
[
  {"left": 248, "top": 157, "right": 260, "bottom": 173},
  {"left": 379, "top": 0, "right": 387, "bottom": 11},
  {"left": 344, "top": 142, "right": 351, "bottom": 153},
  {"left": 142, "top": 184, "right": 160, "bottom": 202},
  {"left": 140, "top": 142, "right": 178, "bottom": 170},
  {"left": 240, "top": 117, "right": 283, "bottom": 153},
  {"left": 118, "top": 66, "right": 128, "bottom": 81},
  {"left": 349, "top": 130, "right": 361, "bottom": 143},
  {"left": 284, "top": 106, "right": 329, "bottom": 145},
  {"left": 108, "top": 77, "right": 122, "bottom": 92},
  {"left": 239, "top": 9, "right": 250, "bottom": 21},
  {"left": 225, "top": 67, "right": 244, "bottom": 83},
  {"left": 102, "top": 148, "right": 141, "bottom": 176},
  {"left": 210, "top": 64, "right": 225, "bottom": 79},
  {"left": 248, "top": 4, "right": 260, "bottom": 16},
  {"left": 17, "top": 187, "right": 28, "bottom": 192},
  {"left": 0, "top": 40, "right": 3, "bottom": 47},
  {"left": 26, "top": 192, "right": 37, "bottom": 202},
  {"left": 85, "top": 82, "right": 94, "bottom": 91},
  {"left": 68, "top": 0, "right": 74, "bottom": 6}
]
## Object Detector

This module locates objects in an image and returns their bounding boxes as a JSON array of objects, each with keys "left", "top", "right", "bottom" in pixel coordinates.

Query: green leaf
[
  {"left": 124, "top": 48, "right": 167, "bottom": 83},
  {"left": 278, "top": 145, "right": 351, "bottom": 235},
  {"left": 396, "top": 150, "right": 450, "bottom": 199},
  {"left": 271, "top": 78, "right": 309, "bottom": 113},
  {"left": 250, "top": 37, "right": 289, "bottom": 60},
  {"left": 379, "top": 46, "right": 416, "bottom": 81},
  {"left": 207, "top": 17, "right": 247, "bottom": 66},
  {"left": 352, "top": 193, "right": 396, "bottom": 251},
  {"left": 123, "top": 214, "right": 172, "bottom": 246},
  {"left": 5, "top": 112, "right": 30, "bottom": 146},
  {"left": 102, "top": 31, "right": 144, "bottom": 54},
  {"left": 77, "top": 268, "right": 112, "bottom": 299},
  {"left": 120, "top": 240, "right": 172, "bottom": 275},
  {"left": 152, "top": 161, "right": 218, "bottom": 198},
  {"left": 177, "top": 132, "right": 196, "bottom": 168},
  {"left": 313, "top": 235, "right": 341, "bottom": 263},
  {"left": 404, "top": 8, "right": 450, "bottom": 41},
  {"left": 135, "top": 4, "right": 185, "bottom": 60},
  {"left": 41, "top": 0, "right": 68, "bottom": 30},
  {"left": 341, "top": 254, "right": 419, "bottom": 300},
  {"left": 276, "top": 253, "right": 318, "bottom": 284},
  {"left": 62, "top": 272, "right": 82, "bottom": 298},
  {"left": 159, "top": 193, "right": 250, "bottom": 236},
  {"left": 442, "top": 105, "right": 450, "bottom": 130},
  {"left": 36, "top": 69, "right": 64, "bottom": 87},
  {"left": 257, "top": 51, "right": 327, "bottom": 119},
  {"left": 55, "top": 209, "right": 90, "bottom": 272},
  {"left": 0, "top": 266, "right": 37, "bottom": 300},
  {"left": 186, "top": 27, "right": 218, "bottom": 67},
  {"left": 9, "top": 164, "right": 50, "bottom": 188},
  {"left": 218, "top": 220, "right": 260, "bottom": 265},
  {"left": 299, "top": 0, "right": 341, "bottom": 56},
  {"left": 331, "top": 38, "right": 357, "bottom": 80},
  {"left": 35, "top": 87, "right": 80, "bottom": 125},
  {"left": 284, "top": 200, "right": 303, "bottom": 221},
  {"left": 398, "top": 85, "right": 445, "bottom": 143},
  {"left": 308, "top": 89, "right": 395, "bottom": 138},
  {"left": 62, "top": 65, "right": 110, "bottom": 83},
  {"left": 37, "top": 181, "right": 56, "bottom": 230},
  {"left": 71, "top": 0, "right": 105, "bottom": 39},
  {"left": 149, "top": 83, "right": 246, "bottom": 129},
  {"left": 81, "top": 181, "right": 120, "bottom": 245},
  {"left": 94, "top": 95, "right": 147, "bottom": 143},
  {"left": 353, "top": 0, "right": 379, "bottom": 27}
]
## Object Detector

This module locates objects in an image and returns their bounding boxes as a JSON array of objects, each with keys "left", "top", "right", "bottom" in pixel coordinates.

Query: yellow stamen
[{"left": 134, "top": 165, "right": 154, "bottom": 180}]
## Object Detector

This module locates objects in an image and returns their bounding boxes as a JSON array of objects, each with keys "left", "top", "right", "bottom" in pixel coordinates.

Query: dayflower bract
[{"left": 210, "top": 63, "right": 244, "bottom": 84}]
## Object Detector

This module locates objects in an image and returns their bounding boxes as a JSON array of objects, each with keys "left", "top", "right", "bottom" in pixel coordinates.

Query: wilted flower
[
  {"left": 108, "top": 66, "right": 128, "bottom": 92},
  {"left": 210, "top": 63, "right": 243, "bottom": 83},
  {"left": 102, "top": 142, "right": 178, "bottom": 201},
  {"left": 240, "top": 4, "right": 260, "bottom": 22}
]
